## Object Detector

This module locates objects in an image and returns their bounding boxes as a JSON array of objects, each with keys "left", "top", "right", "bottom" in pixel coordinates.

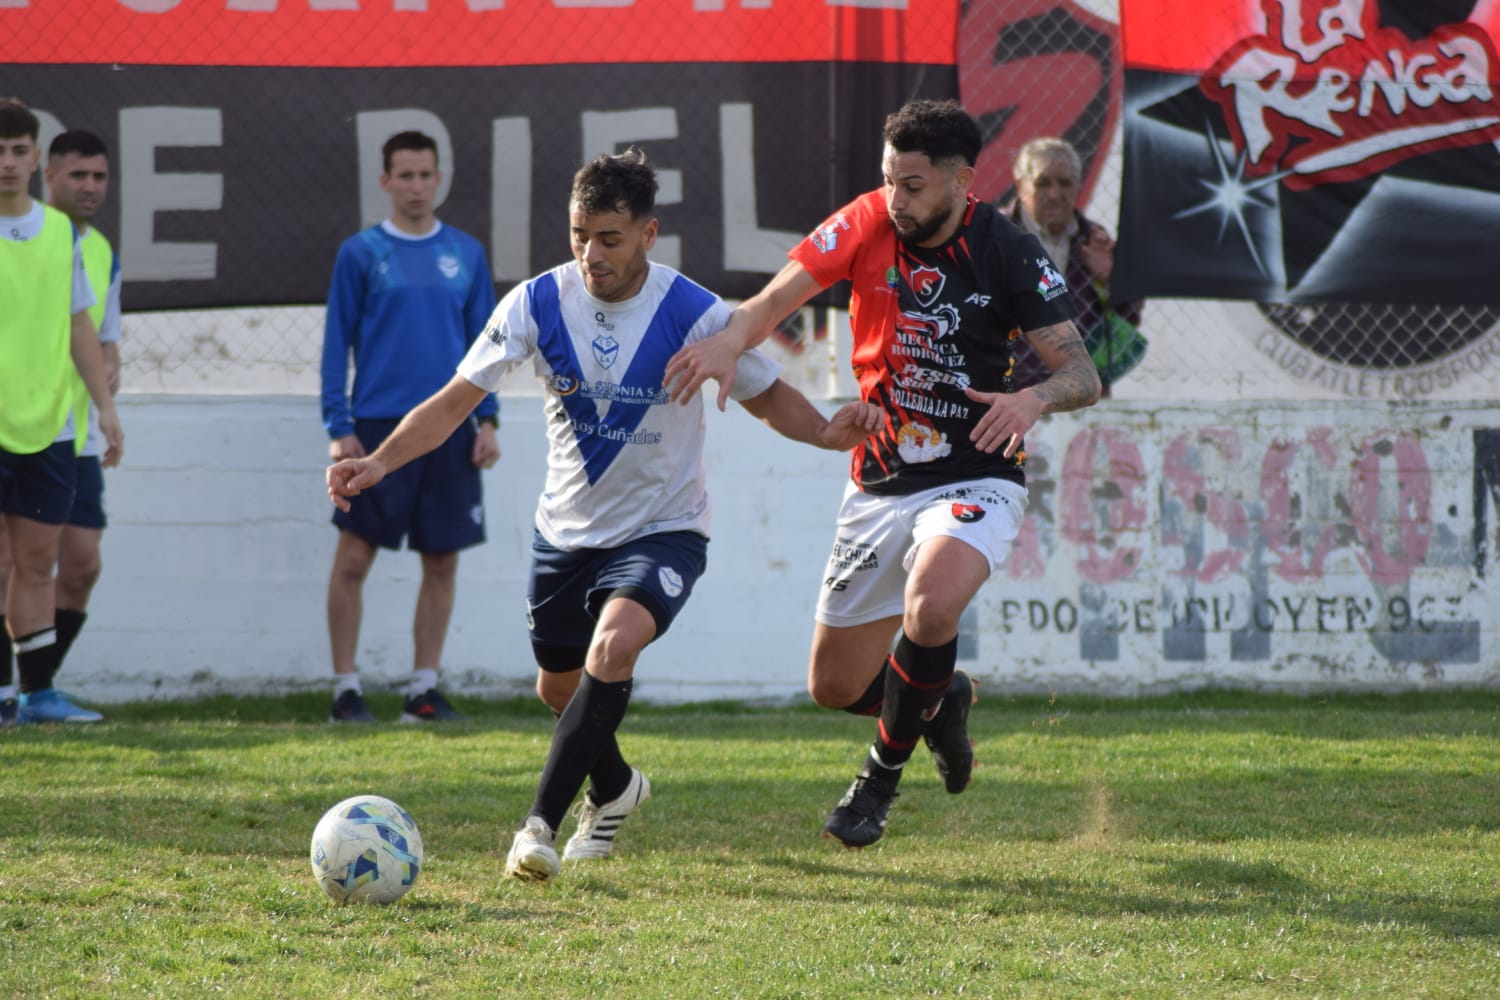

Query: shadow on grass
[{"left": 753, "top": 851, "right": 1500, "bottom": 940}]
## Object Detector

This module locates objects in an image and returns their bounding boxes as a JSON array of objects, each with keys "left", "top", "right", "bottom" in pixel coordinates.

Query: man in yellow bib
[{"left": 0, "top": 99, "right": 124, "bottom": 725}]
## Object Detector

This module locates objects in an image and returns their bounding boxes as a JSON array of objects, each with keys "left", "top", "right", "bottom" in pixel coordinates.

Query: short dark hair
[
  {"left": 571, "top": 147, "right": 657, "bottom": 220},
  {"left": 382, "top": 131, "right": 438, "bottom": 173},
  {"left": 0, "top": 97, "right": 40, "bottom": 141},
  {"left": 49, "top": 129, "right": 109, "bottom": 162},
  {"left": 882, "top": 99, "right": 982, "bottom": 168}
]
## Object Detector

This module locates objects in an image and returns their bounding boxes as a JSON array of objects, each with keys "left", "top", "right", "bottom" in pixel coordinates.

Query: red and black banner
[
  {"left": 0, "top": 2, "right": 959, "bottom": 309},
  {"left": 1115, "top": 0, "right": 1500, "bottom": 305}
]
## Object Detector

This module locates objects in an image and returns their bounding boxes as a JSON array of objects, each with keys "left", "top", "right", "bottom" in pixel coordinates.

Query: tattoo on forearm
[{"left": 1029, "top": 321, "right": 1102, "bottom": 412}]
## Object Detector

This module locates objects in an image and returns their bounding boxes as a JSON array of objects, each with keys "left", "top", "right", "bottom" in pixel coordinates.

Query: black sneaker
[
  {"left": 399, "top": 688, "right": 464, "bottom": 723},
  {"left": 923, "top": 670, "right": 976, "bottom": 794},
  {"left": 823, "top": 760, "right": 900, "bottom": 849},
  {"left": 329, "top": 689, "right": 376, "bottom": 723},
  {"left": 0, "top": 696, "right": 18, "bottom": 728}
]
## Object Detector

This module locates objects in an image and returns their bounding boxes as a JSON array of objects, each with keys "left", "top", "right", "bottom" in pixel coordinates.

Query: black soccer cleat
[
  {"left": 399, "top": 688, "right": 464, "bottom": 723},
  {"left": 823, "top": 763, "right": 900, "bottom": 849},
  {"left": 923, "top": 670, "right": 977, "bottom": 794},
  {"left": 329, "top": 689, "right": 377, "bottom": 723}
]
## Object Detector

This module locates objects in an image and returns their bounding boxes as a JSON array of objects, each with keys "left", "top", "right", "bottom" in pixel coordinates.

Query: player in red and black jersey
[{"left": 666, "top": 100, "right": 1100, "bottom": 848}]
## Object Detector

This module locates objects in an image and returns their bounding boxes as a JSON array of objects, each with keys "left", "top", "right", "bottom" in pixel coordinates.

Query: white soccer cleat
[
  {"left": 504, "top": 815, "right": 559, "bottom": 883},
  {"left": 563, "top": 768, "right": 652, "bottom": 862}
]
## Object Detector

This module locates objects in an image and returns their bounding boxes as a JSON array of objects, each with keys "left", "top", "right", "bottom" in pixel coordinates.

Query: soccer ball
[{"left": 310, "top": 794, "right": 424, "bottom": 905}]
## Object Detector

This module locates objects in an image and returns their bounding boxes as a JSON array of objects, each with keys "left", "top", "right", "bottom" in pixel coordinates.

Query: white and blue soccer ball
[{"left": 310, "top": 794, "right": 424, "bottom": 905}]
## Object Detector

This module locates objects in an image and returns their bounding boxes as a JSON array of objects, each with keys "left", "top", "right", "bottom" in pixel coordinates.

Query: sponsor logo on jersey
[
  {"left": 438, "top": 254, "right": 461, "bottom": 280},
  {"left": 592, "top": 334, "right": 620, "bottom": 368},
  {"left": 894, "top": 363, "right": 971, "bottom": 392},
  {"left": 810, "top": 213, "right": 850, "bottom": 254},
  {"left": 658, "top": 566, "right": 685, "bottom": 598},
  {"left": 568, "top": 380, "right": 672, "bottom": 405},
  {"left": 593, "top": 310, "right": 615, "bottom": 332},
  {"left": 1036, "top": 258, "right": 1069, "bottom": 301},
  {"left": 909, "top": 265, "right": 946, "bottom": 308},
  {"left": 894, "top": 303, "right": 961, "bottom": 342},
  {"left": 951, "top": 502, "right": 985, "bottom": 523},
  {"left": 896, "top": 420, "right": 952, "bottom": 463},
  {"left": 548, "top": 374, "right": 580, "bottom": 395},
  {"left": 485, "top": 322, "right": 508, "bottom": 346}
]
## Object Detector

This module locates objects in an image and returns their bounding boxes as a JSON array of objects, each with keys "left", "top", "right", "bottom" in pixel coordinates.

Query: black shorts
[
  {"left": 332, "top": 417, "right": 485, "bottom": 553},
  {"left": 68, "top": 455, "right": 107, "bottom": 529},
  {"left": 527, "top": 529, "right": 709, "bottom": 672},
  {"left": 0, "top": 440, "right": 77, "bottom": 525}
]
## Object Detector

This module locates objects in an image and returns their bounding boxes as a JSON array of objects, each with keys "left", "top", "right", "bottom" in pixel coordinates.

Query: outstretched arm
[
  {"left": 327, "top": 375, "right": 488, "bottom": 511},
  {"left": 738, "top": 379, "right": 882, "bottom": 451},
  {"left": 962, "top": 319, "right": 1101, "bottom": 456},
  {"left": 665, "top": 261, "right": 824, "bottom": 411}
]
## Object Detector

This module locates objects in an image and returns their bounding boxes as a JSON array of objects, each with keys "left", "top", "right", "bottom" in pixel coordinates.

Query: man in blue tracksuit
[{"left": 320, "top": 130, "right": 498, "bottom": 724}]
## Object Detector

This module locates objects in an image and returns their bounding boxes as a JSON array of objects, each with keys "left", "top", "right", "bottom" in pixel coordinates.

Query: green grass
[{"left": 2, "top": 690, "right": 1498, "bottom": 998}]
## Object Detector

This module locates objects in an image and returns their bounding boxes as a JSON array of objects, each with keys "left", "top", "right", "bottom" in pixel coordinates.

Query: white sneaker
[
  {"left": 504, "top": 816, "right": 559, "bottom": 882},
  {"left": 563, "top": 768, "right": 652, "bottom": 861}
]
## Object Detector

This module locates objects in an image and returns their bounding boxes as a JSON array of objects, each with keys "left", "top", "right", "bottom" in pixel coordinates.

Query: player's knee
[
  {"left": 9, "top": 550, "right": 58, "bottom": 589},
  {"left": 420, "top": 551, "right": 459, "bottom": 583},
  {"left": 586, "top": 629, "right": 642, "bottom": 683},
  {"left": 807, "top": 672, "right": 858, "bottom": 710},
  {"left": 535, "top": 673, "right": 574, "bottom": 714},
  {"left": 60, "top": 554, "right": 102, "bottom": 593},
  {"left": 902, "top": 593, "right": 962, "bottom": 646},
  {"left": 330, "top": 551, "right": 374, "bottom": 586}
]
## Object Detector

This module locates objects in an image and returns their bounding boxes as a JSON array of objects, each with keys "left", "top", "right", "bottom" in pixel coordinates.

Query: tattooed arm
[
  {"left": 963, "top": 319, "right": 1102, "bottom": 456},
  {"left": 1023, "top": 319, "right": 1103, "bottom": 413}
]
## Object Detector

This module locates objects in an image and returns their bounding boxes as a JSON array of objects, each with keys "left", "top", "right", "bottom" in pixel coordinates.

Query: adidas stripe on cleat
[{"left": 563, "top": 767, "right": 651, "bottom": 861}]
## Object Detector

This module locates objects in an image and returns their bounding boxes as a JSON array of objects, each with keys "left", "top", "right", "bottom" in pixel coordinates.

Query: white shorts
[{"left": 814, "top": 477, "right": 1027, "bottom": 628}]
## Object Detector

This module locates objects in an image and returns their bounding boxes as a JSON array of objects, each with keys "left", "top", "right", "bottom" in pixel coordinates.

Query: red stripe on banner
[
  {"left": 5, "top": 1, "right": 957, "bottom": 68},
  {"left": 1121, "top": 0, "right": 1265, "bottom": 72}
]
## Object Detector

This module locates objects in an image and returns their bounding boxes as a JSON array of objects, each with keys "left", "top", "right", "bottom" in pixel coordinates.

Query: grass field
[{"left": 2, "top": 689, "right": 1497, "bottom": 998}]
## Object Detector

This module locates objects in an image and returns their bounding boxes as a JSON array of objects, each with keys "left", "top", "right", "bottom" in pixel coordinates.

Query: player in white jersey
[{"left": 328, "top": 149, "right": 880, "bottom": 883}]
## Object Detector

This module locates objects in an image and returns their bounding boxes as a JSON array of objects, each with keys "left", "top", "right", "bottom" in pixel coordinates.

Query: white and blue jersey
[
  {"left": 321, "top": 220, "right": 499, "bottom": 438},
  {"left": 458, "top": 261, "right": 779, "bottom": 551}
]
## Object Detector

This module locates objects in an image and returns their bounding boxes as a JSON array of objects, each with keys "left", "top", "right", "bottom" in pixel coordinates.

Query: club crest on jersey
[
  {"left": 658, "top": 566, "right": 685, "bottom": 598},
  {"left": 592, "top": 334, "right": 620, "bottom": 368},
  {"left": 951, "top": 502, "right": 985, "bottom": 523},
  {"left": 909, "top": 265, "right": 946, "bottom": 308},
  {"left": 438, "top": 254, "right": 461, "bottom": 280},
  {"left": 1035, "top": 258, "right": 1069, "bottom": 301}
]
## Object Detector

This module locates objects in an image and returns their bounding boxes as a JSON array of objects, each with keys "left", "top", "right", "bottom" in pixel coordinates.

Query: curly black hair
[
  {"left": 882, "top": 99, "right": 981, "bottom": 168},
  {"left": 571, "top": 147, "right": 657, "bottom": 220}
]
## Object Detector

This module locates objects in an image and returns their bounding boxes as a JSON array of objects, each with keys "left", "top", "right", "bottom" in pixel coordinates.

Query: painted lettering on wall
[{"left": 1001, "top": 420, "right": 1483, "bottom": 665}]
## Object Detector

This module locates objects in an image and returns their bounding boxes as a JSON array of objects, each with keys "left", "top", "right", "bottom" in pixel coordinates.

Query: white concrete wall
[{"left": 67, "top": 394, "right": 1500, "bottom": 705}]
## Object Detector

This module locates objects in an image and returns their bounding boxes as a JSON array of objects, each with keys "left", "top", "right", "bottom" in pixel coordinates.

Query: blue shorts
[
  {"left": 332, "top": 417, "right": 485, "bottom": 553},
  {"left": 69, "top": 455, "right": 107, "bottom": 530},
  {"left": 0, "top": 441, "right": 78, "bottom": 525},
  {"left": 527, "top": 529, "right": 709, "bottom": 672}
]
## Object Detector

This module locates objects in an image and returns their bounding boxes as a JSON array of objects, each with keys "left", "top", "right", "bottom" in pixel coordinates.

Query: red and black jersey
[{"left": 790, "top": 190, "right": 1077, "bottom": 496}]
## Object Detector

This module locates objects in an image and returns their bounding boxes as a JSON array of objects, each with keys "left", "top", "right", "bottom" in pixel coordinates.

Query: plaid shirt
[{"left": 1002, "top": 201, "right": 1144, "bottom": 389}]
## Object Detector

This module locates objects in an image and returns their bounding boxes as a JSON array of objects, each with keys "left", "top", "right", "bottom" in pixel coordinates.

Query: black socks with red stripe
[{"left": 872, "top": 633, "right": 957, "bottom": 771}]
